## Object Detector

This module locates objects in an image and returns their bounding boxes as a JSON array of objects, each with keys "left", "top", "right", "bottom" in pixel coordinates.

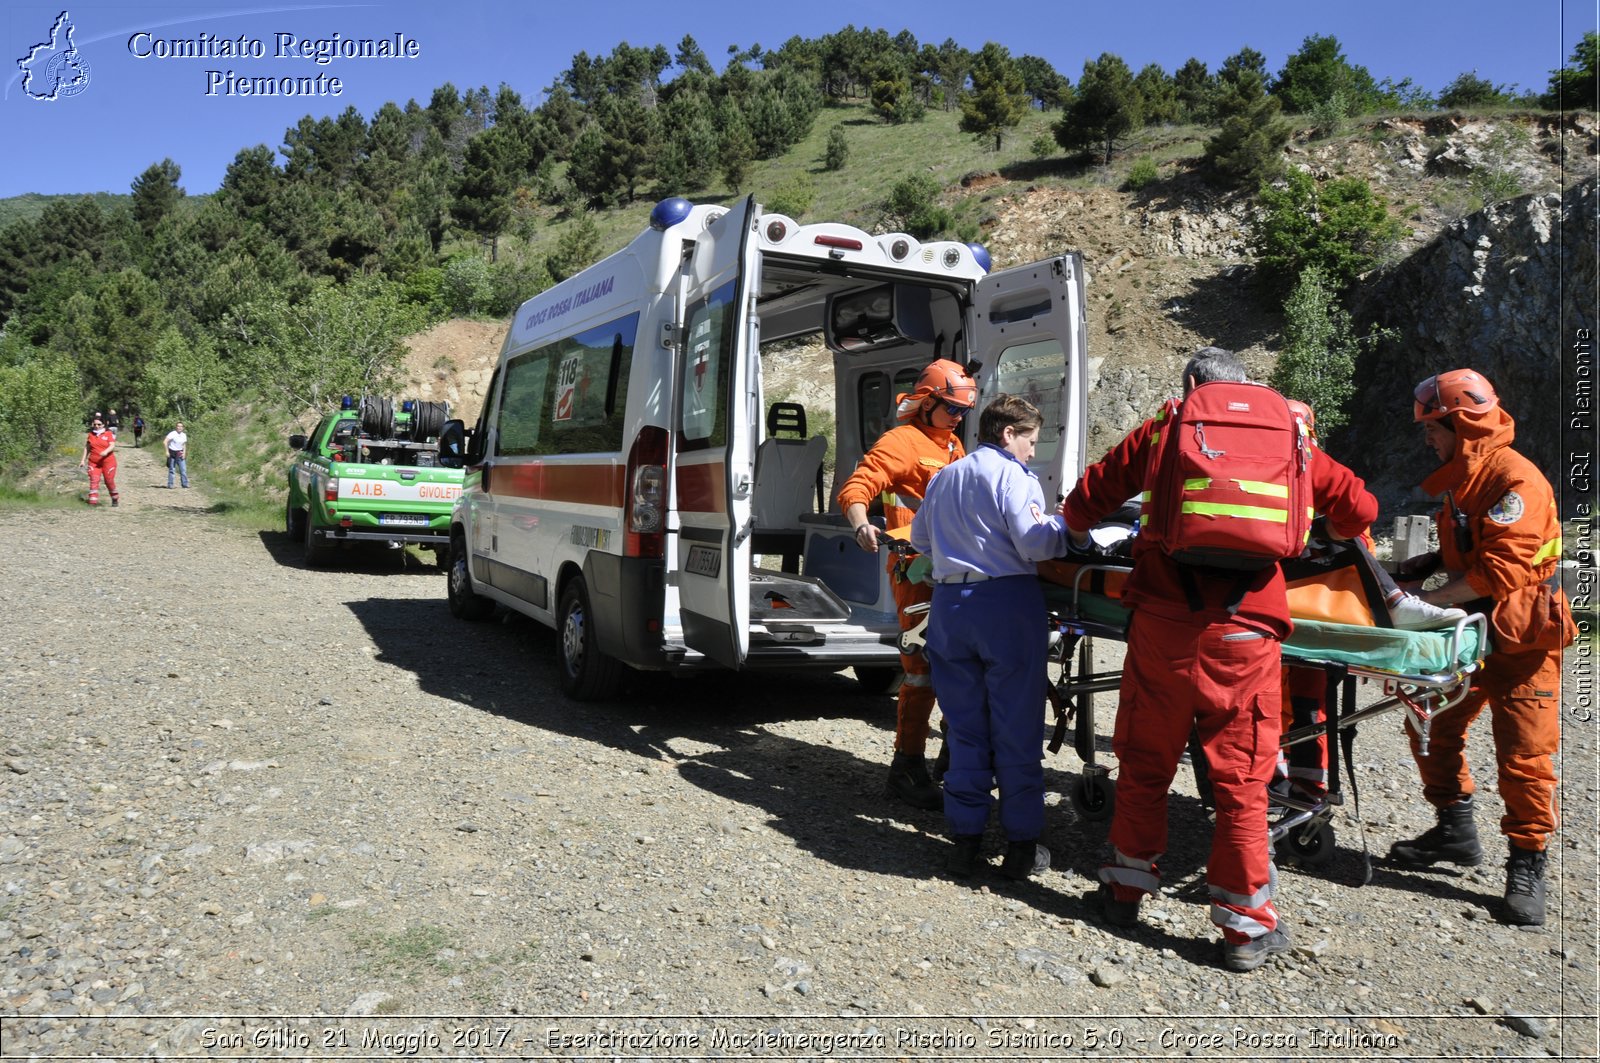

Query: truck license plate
[{"left": 379, "top": 514, "right": 429, "bottom": 527}]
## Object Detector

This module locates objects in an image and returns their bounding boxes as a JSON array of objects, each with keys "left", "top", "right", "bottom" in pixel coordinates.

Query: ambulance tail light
[
  {"left": 814, "top": 234, "right": 862, "bottom": 251},
  {"left": 323, "top": 478, "right": 339, "bottom": 503},
  {"left": 624, "top": 427, "right": 667, "bottom": 558}
]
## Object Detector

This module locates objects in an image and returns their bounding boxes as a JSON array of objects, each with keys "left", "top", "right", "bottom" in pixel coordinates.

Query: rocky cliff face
[{"left": 1344, "top": 175, "right": 1596, "bottom": 517}]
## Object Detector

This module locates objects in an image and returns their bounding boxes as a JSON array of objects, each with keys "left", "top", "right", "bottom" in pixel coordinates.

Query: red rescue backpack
[{"left": 1141, "top": 380, "right": 1313, "bottom": 581}]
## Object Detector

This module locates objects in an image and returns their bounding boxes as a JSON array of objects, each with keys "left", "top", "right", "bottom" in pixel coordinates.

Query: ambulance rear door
[
  {"left": 670, "top": 197, "right": 759, "bottom": 669},
  {"left": 969, "top": 254, "right": 1088, "bottom": 502}
]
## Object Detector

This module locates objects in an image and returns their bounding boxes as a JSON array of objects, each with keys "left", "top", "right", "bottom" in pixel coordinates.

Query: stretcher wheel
[
  {"left": 1286, "top": 822, "right": 1336, "bottom": 868},
  {"left": 1071, "top": 775, "right": 1115, "bottom": 822}
]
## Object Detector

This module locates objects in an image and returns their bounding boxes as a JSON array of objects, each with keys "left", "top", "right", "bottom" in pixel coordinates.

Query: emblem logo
[
  {"left": 18, "top": 11, "right": 91, "bottom": 102},
  {"left": 1487, "top": 491, "right": 1525, "bottom": 526}
]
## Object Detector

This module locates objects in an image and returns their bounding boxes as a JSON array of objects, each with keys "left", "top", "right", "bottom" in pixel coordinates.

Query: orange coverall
[
  {"left": 837, "top": 420, "right": 963, "bottom": 756},
  {"left": 1409, "top": 404, "right": 1565, "bottom": 851}
]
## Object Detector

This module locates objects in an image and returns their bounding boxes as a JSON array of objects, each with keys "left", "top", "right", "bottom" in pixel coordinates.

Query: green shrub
[
  {"left": 886, "top": 174, "right": 953, "bottom": 238},
  {"left": 442, "top": 255, "right": 494, "bottom": 315},
  {"left": 0, "top": 350, "right": 80, "bottom": 474},
  {"left": 1029, "top": 134, "right": 1056, "bottom": 160},
  {"left": 1124, "top": 157, "right": 1159, "bottom": 191},
  {"left": 1269, "top": 266, "right": 1358, "bottom": 434},
  {"left": 765, "top": 175, "right": 816, "bottom": 220},
  {"left": 824, "top": 125, "right": 849, "bottom": 171},
  {"left": 1253, "top": 169, "right": 1403, "bottom": 300}
]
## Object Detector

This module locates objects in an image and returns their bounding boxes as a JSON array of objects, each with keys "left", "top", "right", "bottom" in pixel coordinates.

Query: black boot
[
  {"left": 1389, "top": 797, "right": 1484, "bottom": 867},
  {"left": 1502, "top": 845, "right": 1548, "bottom": 926},
  {"left": 886, "top": 752, "right": 941, "bottom": 811},
  {"left": 998, "top": 840, "right": 1051, "bottom": 880},
  {"left": 947, "top": 834, "right": 983, "bottom": 878}
]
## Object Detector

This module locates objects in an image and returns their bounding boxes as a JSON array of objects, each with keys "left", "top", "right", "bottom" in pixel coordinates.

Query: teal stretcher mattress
[{"left": 1040, "top": 583, "right": 1487, "bottom": 678}]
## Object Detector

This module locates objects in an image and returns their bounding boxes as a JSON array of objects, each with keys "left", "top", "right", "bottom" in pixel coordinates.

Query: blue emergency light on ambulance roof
[
  {"left": 650, "top": 197, "right": 693, "bottom": 231},
  {"left": 967, "top": 243, "right": 992, "bottom": 273}
]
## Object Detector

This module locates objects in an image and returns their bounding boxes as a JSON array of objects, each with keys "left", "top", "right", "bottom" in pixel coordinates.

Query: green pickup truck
[{"left": 285, "top": 398, "right": 464, "bottom": 567}]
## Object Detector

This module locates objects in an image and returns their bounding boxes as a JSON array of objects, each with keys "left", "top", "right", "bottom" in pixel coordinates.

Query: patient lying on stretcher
[{"left": 1044, "top": 508, "right": 1468, "bottom": 631}]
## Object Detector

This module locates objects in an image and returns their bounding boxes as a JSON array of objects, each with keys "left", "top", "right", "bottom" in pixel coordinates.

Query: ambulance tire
[
  {"left": 854, "top": 666, "right": 901, "bottom": 695},
  {"left": 1070, "top": 775, "right": 1115, "bottom": 822},
  {"left": 447, "top": 533, "right": 495, "bottom": 621},
  {"left": 558, "top": 579, "right": 624, "bottom": 701},
  {"left": 285, "top": 495, "right": 307, "bottom": 542},
  {"left": 303, "top": 514, "right": 333, "bottom": 567},
  {"left": 1286, "top": 822, "right": 1336, "bottom": 869}
]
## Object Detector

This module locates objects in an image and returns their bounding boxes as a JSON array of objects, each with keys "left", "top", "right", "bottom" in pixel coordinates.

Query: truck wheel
[
  {"left": 447, "top": 535, "right": 494, "bottom": 621},
  {"left": 557, "top": 579, "right": 623, "bottom": 701},
  {"left": 303, "top": 514, "right": 333, "bottom": 567},
  {"left": 285, "top": 496, "right": 306, "bottom": 541}
]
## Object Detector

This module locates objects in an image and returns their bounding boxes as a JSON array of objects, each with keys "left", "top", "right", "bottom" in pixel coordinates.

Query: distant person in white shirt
[{"left": 163, "top": 423, "right": 190, "bottom": 489}]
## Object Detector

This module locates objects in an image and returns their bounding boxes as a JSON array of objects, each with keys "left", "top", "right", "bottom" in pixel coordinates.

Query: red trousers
[
  {"left": 87, "top": 457, "right": 118, "bottom": 504},
  {"left": 892, "top": 564, "right": 936, "bottom": 755},
  {"left": 1276, "top": 665, "right": 1328, "bottom": 798},
  {"left": 1102, "top": 612, "right": 1282, "bottom": 943},
  {"left": 1405, "top": 643, "right": 1561, "bottom": 850}
]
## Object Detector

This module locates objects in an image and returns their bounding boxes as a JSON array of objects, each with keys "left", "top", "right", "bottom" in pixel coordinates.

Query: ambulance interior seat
[{"left": 751, "top": 402, "right": 827, "bottom": 573}]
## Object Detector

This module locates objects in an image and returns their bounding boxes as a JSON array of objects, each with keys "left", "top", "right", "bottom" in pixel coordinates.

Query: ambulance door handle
[{"left": 733, "top": 474, "right": 751, "bottom": 499}]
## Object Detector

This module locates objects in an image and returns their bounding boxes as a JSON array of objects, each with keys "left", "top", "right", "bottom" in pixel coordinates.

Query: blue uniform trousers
[{"left": 926, "top": 575, "right": 1048, "bottom": 839}]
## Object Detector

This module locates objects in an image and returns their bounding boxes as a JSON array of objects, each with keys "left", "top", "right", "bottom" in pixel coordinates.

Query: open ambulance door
[
  {"left": 671, "top": 197, "right": 759, "bottom": 669},
  {"left": 969, "top": 254, "right": 1089, "bottom": 503}
]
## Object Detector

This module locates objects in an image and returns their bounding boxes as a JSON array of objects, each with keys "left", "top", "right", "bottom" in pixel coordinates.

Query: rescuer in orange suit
[
  {"left": 1061, "top": 348, "right": 1378, "bottom": 972},
  {"left": 838, "top": 359, "right": 976, "bottom": 811},
  {"left": 1390, "top": 369, "right": 1571, "bottom": 926},
  {"left": 1273, "top": 398, "right": 1463, "bottom": 804}
]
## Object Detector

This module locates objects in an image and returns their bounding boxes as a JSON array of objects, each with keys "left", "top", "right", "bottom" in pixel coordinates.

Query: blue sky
[{"left": 2, "top": 0, "right": 1594, "bottom": 199}]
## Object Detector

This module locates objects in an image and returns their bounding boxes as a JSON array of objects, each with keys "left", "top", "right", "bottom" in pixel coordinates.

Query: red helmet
[
  {"left": 1285, "top": 398, "right": 1316, "bottom": 437},
  {"left": 915, "top": 359, "right": 978, "bottom": 410},
  {"left": 1413, "top": 369, "right": 1499, "bottom": 422}
]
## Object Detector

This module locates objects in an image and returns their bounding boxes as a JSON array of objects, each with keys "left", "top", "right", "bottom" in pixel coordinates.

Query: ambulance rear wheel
[
  {"left": 558, "top": 579, "right": 624, "bottom": 701},
  {"left": 854, "top": 666, "right": 901, "bottom": 695},
  {"left": 1071, "top": 775, "right": 1115, "bottom": 822},
  {"left": 447, "top": 534, "right": 494, "bottom": 621},
  {"left": 1287, "top": 822, "right": 1336, "bottom": 868}
]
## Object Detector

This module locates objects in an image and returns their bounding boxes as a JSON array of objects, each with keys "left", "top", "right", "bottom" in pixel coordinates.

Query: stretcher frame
[{"left": 1042, "top": 562, "right": 1489, "bottom": 871}]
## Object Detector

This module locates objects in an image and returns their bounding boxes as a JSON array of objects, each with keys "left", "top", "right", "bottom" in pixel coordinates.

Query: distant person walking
[
  {"left": 132, "top": 414, "right": 145, "bottom": 447},
  {"left": 105, "top": 408, "right": 122, "bottom": 436},
  {"left": 79, "top": 415, "right": 120, "bottom": 506},
  {"left": 164, "top": 422, "right": 190, "bottom": 489}
]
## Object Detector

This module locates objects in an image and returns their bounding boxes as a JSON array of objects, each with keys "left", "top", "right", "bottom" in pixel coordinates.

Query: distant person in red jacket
[
  {"left": 1060, "top": 348, "right": 1378, "bottom": 972},
  {"left": 79, "top": 415, "right": 120, "bottom": 506}
]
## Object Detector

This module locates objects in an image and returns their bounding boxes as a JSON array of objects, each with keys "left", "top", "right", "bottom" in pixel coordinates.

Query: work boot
[
  {"left": 1386, "top": 591, "right": 1468, "bottom": 631},
  {"left": 1389, "top": 798, "right": 1484, "bottom": 867},
  {"left": 1223, "top": 924, "right": 1293, "bottom": 972},
  {"left": 1501, "top": 845, "right": 1548, "bottom": 926},
  {"left": 998, "top": 840, "right": 1050, "bottom": 880},
  {"left": 1095, "top": 883, "right": 1142, "bottom": 927},
  {"left": 946, "top": 835, "right": 984, "bottom": 878},
  {"left": 886, "top": 752, "right": 941, "bottom": 811}
]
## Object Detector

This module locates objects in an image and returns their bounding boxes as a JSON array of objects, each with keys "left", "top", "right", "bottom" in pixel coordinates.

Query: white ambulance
[{"left": 438, "top": 196, "right": 1088, "bottom": 699}]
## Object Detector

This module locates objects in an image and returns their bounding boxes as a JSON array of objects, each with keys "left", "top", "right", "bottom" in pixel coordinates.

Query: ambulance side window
[
  {"left": 494, "top": 349, "right": 552, "bottom": 457},
  {"left": 991, "top": 338, "right": 1065, "bottom": 477},
  {"left": 855, "top": 368, "right": 920, "bottom": 451},
  {"left": 550, "top": 313, "right": 639, "bottom": 453},
  {"left": 678, "top": 280, "right": 736, "bottom": 452}
]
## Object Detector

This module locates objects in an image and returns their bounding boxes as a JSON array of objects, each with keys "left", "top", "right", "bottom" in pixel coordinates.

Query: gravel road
[{"left": 2, "top": 443, "right": 1596, "bottom": 1060}]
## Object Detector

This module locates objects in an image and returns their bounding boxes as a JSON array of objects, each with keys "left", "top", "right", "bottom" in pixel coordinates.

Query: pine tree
[{"left": 960, "top": 42, "right": 1029, "bottom": 151}]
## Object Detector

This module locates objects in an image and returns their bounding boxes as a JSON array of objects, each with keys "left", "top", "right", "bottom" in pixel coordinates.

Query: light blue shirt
[{"left": 910, "top": 443, "right": 1069, "bottom": 581}]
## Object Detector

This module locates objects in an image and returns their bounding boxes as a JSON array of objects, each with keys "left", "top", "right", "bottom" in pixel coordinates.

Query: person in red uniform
[
  {"left": 1061, "top": 348, "right": 1378, "bottom": 972},
  {"left": 838, "top": 359, "right": 976, "bottom": 811},
  {"left": 1389, "top": 369, "right": 1570, "bottom": 926},
  {"left": 79, "top": 415, "right": 120, "bottom": 507}
]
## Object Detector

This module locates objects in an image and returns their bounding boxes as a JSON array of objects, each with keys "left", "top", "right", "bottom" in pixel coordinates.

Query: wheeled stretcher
[{"left": 1038, "top": 561, "right": 1489, "bottom": 874}]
